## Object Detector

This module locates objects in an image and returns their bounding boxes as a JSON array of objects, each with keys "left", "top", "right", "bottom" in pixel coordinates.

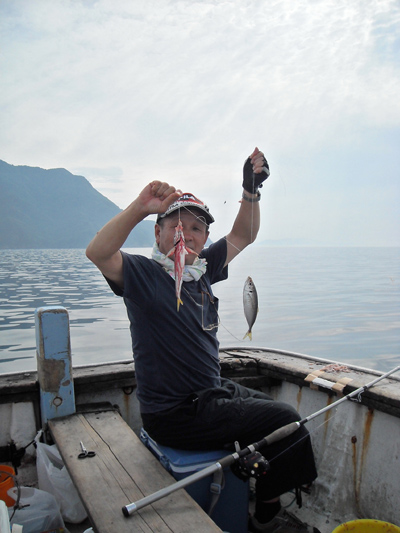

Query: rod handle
[
  {"left": 263, "top": 421, "right": 301, "bottom": 445},
  {"left": 122, "top": 462, "right": 223, "bottom": 517}
]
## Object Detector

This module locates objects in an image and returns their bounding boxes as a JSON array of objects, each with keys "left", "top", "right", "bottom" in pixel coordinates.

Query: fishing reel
[{"left": 231, "top": 442, "right": 270, "bottom": 481}]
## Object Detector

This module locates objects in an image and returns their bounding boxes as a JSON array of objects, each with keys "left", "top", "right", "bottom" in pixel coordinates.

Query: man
[{"left": 86, "top": 148, "right": 320, "bottom": 532}]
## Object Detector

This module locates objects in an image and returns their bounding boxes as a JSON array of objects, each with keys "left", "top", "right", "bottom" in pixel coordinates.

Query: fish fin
[
  {"left": 166, "top": 246, "right": 175, "bottom": 258},
  {"left": 243, "top": 330, "right": 252, "bottom": 341},
  {"left": 185, "top": 246, "right": 198, "bottom": 256},
  {"left": 177, "top": 298, "right": 183, "bottom": 311}
]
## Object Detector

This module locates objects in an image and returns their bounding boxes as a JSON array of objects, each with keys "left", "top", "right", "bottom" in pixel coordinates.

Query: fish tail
[
  {"left": 177, "top": 298, "right": 183, "bottom": 311},
  {"left": 243, "top": 330, "right": 252, "bottom": 341}
]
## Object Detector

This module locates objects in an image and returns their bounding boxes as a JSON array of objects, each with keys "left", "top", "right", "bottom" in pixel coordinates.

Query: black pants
[{"left": 142, "top": 378, "right": 317, "bottom": 501}]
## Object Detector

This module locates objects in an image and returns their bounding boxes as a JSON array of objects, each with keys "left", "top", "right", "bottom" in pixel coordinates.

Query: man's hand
[
  {"left": 242, "top": 147, "right": 270, "bottom": 194},
  {"left": 138, "top": 181, "right": 182, "bottom": 217}
]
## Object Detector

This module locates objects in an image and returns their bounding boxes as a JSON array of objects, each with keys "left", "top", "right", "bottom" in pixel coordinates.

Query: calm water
[{"left": 0, "top": 247, "right": 399, "bottom": 374}]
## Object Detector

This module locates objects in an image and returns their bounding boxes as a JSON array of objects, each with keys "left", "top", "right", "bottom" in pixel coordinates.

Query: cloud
[{"left": 1, "top": 0, "right": 399, "bottom": 245}]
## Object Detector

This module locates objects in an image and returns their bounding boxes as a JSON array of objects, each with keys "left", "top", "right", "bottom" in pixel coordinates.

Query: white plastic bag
[
  {"left": 35, "top": 435, "right": 87, "bottom": 524},
  {"left": 7, "top": 486, "right": 65, "bottom": 533},
  {"left": 0, "top": 500, "right": 11, "bottom": 533}
]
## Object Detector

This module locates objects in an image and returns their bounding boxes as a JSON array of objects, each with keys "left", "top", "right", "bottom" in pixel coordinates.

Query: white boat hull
[{"left": 1, "top": 345, "right": 399, "bottom": 532}]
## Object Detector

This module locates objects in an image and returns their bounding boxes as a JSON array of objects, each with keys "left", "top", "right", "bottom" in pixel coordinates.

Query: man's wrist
[
  {"left": 242, "top": 190, "right": 261, "bottom": 202},
  {"left": 124, "top": 198, "right": 150, "bottom": 226}
]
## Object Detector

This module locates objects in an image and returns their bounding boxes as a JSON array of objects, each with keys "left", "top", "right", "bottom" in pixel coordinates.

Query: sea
[{"left": 1, "top": 246, "right": 399, "bottom": 375}]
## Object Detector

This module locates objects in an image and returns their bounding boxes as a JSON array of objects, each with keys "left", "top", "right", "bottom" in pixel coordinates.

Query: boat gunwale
[
  {"left": 221, "top": 345, "right": 400, "bottom": 379},
  {"left": 1, "top": 348, "right": 399, "bottom": 418},
  {"left": 219, "top": 347, "right": 400, "bottom": 418}
]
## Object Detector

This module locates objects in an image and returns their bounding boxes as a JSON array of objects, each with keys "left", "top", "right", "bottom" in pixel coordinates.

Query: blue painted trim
[{"left": 35, "top": 306, "right": 76, "bottom": 425}]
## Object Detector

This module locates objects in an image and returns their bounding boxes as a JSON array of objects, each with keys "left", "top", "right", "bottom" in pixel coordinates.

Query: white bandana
[{"left": 151, "top": 242, "right": 207, "bottom": 282}]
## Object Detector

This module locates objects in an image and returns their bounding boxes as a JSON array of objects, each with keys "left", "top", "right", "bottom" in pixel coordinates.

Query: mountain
[{"left": 0, "top": 160, "right": 155, "bottom": 249}]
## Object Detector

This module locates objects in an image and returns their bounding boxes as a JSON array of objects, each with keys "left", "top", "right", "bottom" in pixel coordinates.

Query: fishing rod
[{"left": 122, "top": 364, "right": 400, "bottom": 517}]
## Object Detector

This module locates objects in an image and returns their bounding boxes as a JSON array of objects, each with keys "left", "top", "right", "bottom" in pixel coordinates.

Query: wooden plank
[{"left": 49, "top": 411, "right": 222, "bottom": 533}]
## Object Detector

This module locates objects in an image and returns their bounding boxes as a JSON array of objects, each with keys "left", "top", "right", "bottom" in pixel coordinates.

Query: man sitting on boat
[{"left": 86, "top": 147, "right": 320, "bottom": 533}]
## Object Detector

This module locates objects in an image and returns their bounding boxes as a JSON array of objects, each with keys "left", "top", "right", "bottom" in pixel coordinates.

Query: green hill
[{"left": 0, "top": 160, "right": 155, "bottom": 249}]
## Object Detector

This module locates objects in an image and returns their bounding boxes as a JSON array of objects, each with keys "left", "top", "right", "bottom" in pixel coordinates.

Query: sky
[{"left": 1, "top": 0, "right": 400, "bottom": 246}]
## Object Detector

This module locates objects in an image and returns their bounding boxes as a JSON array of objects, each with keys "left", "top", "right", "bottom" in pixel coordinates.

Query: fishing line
[
  {"left": 180, "top": 203, "right": 248, "bottom": 254},
  {"left": 178, "top": 203, "right": 182, "bottom": 226},
  {"left": 123, "top": 366, "right": 399, "bottom": 517},
  {"left": 121, "top": 408, "right": 333, "bottom": 518},
  {"left": 250, "top": 167, "right": 256, "bottom": 245},
  {"left": 182, "top": 284, "right": 220, "bottom": 331},
  {"left": 260, "top": 364, "right": 400, "bottom": 468},
  {"left": 218, "top": 320, "right": 246, "bottom": 342},
  {"left": 266, "top": 407, "right": 340, "bottom": 467},
  {"left": 182, "top": 281, "right": 250, "bottom": 340},
  {"left": 245, "top": 413, "right": 338, "bottom": 511},
  {"left": 176, "top": 195, "right": 258, "bottom": 339}
]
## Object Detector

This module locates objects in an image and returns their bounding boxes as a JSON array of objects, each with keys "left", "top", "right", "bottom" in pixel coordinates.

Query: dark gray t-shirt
[{"left": 106, "top": 237, "right": 228, "bottom": 413}]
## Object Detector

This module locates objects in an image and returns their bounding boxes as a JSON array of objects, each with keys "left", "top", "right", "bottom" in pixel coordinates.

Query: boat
[{"left": 0, "top": 306, "right": 399, "bottom": 532}]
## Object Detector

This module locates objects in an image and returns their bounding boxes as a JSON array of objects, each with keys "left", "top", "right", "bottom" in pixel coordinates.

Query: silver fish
[{"left": 243, "top": 276, "right": 258, "bottom": 340}]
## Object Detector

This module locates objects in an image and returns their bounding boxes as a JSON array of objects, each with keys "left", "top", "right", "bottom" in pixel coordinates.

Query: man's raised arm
[
  {"left": 86, "top": 181, "right": 181, "bottom": 289},
  {"left": 225, "top": 147, "right": 270, "bottom": 266}
]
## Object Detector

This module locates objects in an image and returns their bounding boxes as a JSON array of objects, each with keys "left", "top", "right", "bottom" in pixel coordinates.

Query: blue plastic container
[{"left": 140, "top": 429, "right": 249, "bottom": 533}]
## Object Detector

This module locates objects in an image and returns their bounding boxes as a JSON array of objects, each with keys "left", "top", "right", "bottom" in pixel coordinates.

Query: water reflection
[
  {"left": 1, "top": 247, "right": 399, "bottom": 374},
  {"left": 0, "top": 249, "right": 135, "bottom": 372}
]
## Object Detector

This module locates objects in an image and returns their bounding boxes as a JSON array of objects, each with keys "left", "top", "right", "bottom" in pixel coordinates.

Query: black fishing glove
[{"left": 242, "top": 155, "right": 270, "bottom": 194}]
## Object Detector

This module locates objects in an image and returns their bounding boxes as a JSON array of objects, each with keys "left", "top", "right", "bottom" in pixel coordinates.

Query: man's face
[{"left": 155, "top": 209, "right": 209, "bottom": 264}]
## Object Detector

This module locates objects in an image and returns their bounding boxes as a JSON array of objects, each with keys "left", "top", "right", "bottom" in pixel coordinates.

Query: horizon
[{"left": 1, "top": 155, "right": 400, "bottom": 250}]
